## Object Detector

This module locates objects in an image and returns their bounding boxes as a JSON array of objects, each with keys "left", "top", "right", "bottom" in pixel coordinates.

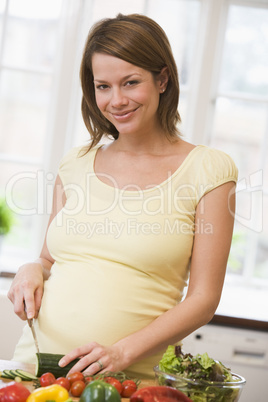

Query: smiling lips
[{"left": 111, "top": 107, "right": 139, "bottom": 121}]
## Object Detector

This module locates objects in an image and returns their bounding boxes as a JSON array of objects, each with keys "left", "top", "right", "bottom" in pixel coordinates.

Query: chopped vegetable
[
  {"left": 15, "top": 371, "right": 37, "bottom": 381},
  {"left": 1, "top": 371, "right": 14, "bottom": 380},
  {"left": 0, "top": 370, "right": 37, "bottom": 382},
  {"left": 35, "top": 353, "right": 80, "bottom": 378},
  {"left": 14, "top": 378, "right": 22, "bottom": 383}
]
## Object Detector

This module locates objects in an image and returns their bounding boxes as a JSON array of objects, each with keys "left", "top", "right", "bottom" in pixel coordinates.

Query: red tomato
[
  {"left": 70, "top": 380, "right": 86, "bottom": 397},
  {"left": 67, "top": 372, "right": 85, "bottom": 385},
  {"left": 39, "top": 372, "right": 56, "bottom": 387},
  {"left": 55, "top": 377, "right": 70, "bottom": 391},
  {"left": 84, "top": 376, "right": 94, "bottom": 384},
  {"left": 104, "top": 377, "right": 123, "bottom": 395},
  {"left": 121, "top": 380, "right": 137, "bottom": 398}
]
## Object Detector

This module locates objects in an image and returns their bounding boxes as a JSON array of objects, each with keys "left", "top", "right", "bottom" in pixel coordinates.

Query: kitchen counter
[
  {"left": 210, "top": 314, "right": 268, "bottom": 331},
  {"left": 0, "top": 360, "right": 155, "bottom": 401}
]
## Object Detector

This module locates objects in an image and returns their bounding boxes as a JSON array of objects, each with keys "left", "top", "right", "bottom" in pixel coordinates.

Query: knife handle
[{"left": 24, "top": 300, "right": 31, "bottom": 321}]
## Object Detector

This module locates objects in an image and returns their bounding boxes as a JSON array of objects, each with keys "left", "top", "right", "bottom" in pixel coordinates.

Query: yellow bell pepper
[{"left": 26, "top": 384, "right": 69, "bottom": 402}]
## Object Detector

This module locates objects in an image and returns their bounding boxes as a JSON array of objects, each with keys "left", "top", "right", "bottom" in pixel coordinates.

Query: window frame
[{"left": 0, "top": 0, "right": 86, "bottom": 262}]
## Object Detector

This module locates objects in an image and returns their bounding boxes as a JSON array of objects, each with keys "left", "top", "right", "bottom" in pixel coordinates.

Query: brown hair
[{"left": 80, "top": 13, "right": 181, "bottom": 150}]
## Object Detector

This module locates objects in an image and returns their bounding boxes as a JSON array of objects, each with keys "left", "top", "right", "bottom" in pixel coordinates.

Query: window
[
  {"left": 204, "top": 1, "right": 268, "bottom": 321},
  {"left": 1, "top": 0, "right": 267, "bottom": 322},
  {"left": 0, "top": 0, "right": 83, "bottom": 269},
  {"left": 211, "top": 3, "right": 268, "bottom": 283},
  {"left": 146, "top": 0, "right": 201, "bottom": 134}
]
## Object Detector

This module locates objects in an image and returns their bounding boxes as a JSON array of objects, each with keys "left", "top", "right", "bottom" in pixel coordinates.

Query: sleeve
[
  {"left": 57, "top": 146, "right": 89, "bottom": 199},
  {"left": 58, "top": 147, "right": 81, "bottom": 188},
  {"left": 196, "top": 148, "right": 238, "bottom": 202}
]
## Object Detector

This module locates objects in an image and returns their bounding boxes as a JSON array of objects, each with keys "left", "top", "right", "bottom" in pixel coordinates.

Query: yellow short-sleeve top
[{"left": 13, "top": 144, "right": 238, "bottom": 378}]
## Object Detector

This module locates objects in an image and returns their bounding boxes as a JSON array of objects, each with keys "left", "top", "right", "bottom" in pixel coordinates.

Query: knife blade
[{"left": 27, "top": 318, "right": 40, "bottom": 354}]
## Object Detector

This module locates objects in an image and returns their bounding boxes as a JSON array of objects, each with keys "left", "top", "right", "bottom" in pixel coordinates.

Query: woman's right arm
[{"left": 8, "top": 174, "right": 66, "bottom": 321}]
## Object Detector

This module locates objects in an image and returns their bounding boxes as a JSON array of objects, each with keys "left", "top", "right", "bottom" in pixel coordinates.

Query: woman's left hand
[{"left": 58, "top": 342, "right": 127, "bottom": 376}]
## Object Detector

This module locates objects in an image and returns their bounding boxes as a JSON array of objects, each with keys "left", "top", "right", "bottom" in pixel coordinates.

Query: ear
[{"left": 158, "top": 66, "right": 169, "bottom": 94}]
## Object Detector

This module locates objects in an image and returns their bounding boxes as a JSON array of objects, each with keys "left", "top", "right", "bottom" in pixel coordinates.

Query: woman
[{"left": 8, "top": 14, "right": 238, "bottom": 379}]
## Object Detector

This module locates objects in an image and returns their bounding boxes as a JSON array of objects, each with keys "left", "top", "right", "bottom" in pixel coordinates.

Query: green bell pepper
[{"left": 79, "top": 380, "right": 121, "bottom": 402}]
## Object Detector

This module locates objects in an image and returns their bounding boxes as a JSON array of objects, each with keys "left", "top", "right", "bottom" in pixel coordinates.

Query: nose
[{"left": 111, "top": 87, "right": 128, "bottom": 108}]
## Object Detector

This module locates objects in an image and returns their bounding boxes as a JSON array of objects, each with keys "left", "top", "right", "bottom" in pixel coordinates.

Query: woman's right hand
[{"left": 8, "top": 262, "right": 45, "bottom": 320}]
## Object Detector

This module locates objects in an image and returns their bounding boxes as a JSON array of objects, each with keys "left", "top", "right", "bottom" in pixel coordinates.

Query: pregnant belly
[{"left": 37, "top": 261, "right": 172, "bottom": 351}]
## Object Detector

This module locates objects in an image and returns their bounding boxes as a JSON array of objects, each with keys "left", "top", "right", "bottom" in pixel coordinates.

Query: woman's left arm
[{"left": 60, "top": 181, "right": 236, "bottom": 374}]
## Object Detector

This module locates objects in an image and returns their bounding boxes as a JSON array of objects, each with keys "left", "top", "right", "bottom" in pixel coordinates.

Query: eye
[
  {"left": 125, "top": 80, "right": 139, "bottom": 87},
  {"left": 95, "top": 84, "right": 109, "bottom": 90}
]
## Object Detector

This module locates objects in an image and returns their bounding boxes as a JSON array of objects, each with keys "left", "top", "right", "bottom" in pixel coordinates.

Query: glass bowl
[{"left": 154, "top": 365, "right": 246, "bottom": 402}]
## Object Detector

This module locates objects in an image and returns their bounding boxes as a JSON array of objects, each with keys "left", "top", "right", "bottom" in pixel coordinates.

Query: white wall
[{"left": 0, "top": 289, "right": 25, "bottom": 360}]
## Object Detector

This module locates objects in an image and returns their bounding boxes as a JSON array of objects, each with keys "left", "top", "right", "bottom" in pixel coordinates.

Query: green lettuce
[
  {"left": 159, "top": 345, "right": 232, "bottom": 382},
  {"left": 158, "top": 346, "right": 241, "bottom": 402}
]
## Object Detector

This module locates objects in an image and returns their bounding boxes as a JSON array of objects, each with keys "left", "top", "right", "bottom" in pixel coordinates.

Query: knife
[
  {"left": 27, "top": 318, "right": 40, "bottom": 354},
  {"left": 27, "top": 318, "right": 40, "bottom": 355},
  {"left": 24, "top": 301, "right": 40, "bottom": 354}
]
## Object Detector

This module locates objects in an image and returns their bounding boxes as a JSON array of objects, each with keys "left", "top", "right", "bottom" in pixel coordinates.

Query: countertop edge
[{"left": 210, "top": 314, "right": 268, "bottom": 332}]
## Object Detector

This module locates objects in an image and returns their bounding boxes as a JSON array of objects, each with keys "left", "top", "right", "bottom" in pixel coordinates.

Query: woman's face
[{"left": 92, "top": 53, "right": 165, "bottom": 137}]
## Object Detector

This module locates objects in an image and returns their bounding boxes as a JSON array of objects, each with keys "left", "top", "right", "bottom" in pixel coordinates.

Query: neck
[{"left": 112, "top": 129, "right": 177, "bottom": 155}]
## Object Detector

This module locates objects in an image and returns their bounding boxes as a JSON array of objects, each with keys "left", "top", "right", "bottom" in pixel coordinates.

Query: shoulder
[
  {"left": 196, "top": 146, "right": 238, "bottom": 180},
  {"left": 58, "top": 144, "right": 100, "bottom": 187},
  {"left": 187, "top": 145, "right": 238, "bottom": 201},
  {"left": 173, "top": 140, "right": 237, "bottom": 181},
  {"left": 59, "top": 145, "right": 90, "bottom": 166}
]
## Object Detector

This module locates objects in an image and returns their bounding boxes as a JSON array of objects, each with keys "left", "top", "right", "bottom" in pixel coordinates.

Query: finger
[
  {"left": 69, "top": 357, "right": 107, "bottom": 377},
  {"left": 24, "top": 294, "right": 36, "bottom": 320},
  {"left": 17, "top": 278, "right": 37, "bottom": 319},
  {"left": 59, "top": 343, "right": 97, "bottom": 367},
  {"left": 13, "top": 295, "right": 27, "bottom": 320},
  {"left": 66, "top": 357, "right": 94, "bottom": 375},
  {"left": 34, "top": 287, "right": 43, "bottom": 318},
  {"left": 64, "top": 353, "right": 98, "bottom": 373},
  {"left": 83, "top": 359, "right": 108, "bottom": 376},
  {"left": 61, "top": 346, "right": 106, "bottom": 375},
  {"left": 11, "top": 285, "right": 27, "bottom": 319},
  {"left": 7, "top": 288, "right": 14, "bottom": 303}
]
